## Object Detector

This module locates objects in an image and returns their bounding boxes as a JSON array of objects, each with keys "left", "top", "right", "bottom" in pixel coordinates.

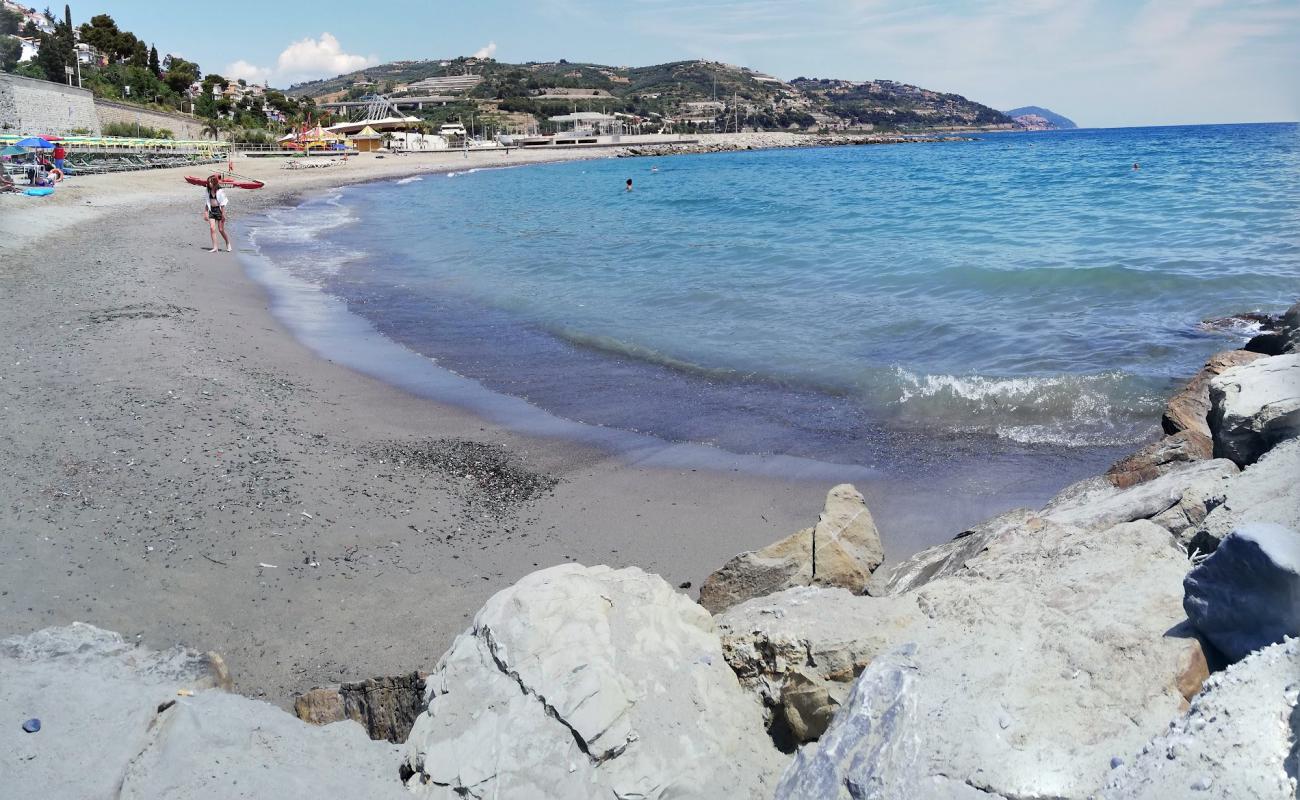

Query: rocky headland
[{"left": 3, "top": 302, "right": 1298, "bottom": 799}]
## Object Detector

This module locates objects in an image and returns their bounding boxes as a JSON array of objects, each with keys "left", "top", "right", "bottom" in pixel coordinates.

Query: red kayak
[{"left": 185, "top": 174, "right": 264, "bottom": 190}]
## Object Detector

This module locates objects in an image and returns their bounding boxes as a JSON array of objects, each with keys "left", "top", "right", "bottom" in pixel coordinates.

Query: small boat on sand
[{"left": 184, "top": 172, "right": 264, "bottom": 190}]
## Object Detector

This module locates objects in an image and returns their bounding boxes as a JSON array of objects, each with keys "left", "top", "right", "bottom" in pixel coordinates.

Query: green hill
[{"left": 286, "top": 57, "right": 1012, "bottom": 133}]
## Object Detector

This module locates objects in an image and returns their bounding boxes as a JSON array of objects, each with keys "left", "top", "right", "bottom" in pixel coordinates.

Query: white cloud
[
  {"left": 224, "top": 59, "right": 273, "bottom": 85},
  {"left": 473, "top": 41, "right": 498, "bottom": 59},
  {"left": 276, "top": 33, "right": 378, "bottom": 83},
  {"left": 229, "top": 33, "right": 378, "bottom": 87}
]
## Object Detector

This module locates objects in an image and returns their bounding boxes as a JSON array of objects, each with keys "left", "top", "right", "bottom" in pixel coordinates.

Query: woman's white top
[{"left": 205, "top": 189, "right": 229, "bottom": 210}]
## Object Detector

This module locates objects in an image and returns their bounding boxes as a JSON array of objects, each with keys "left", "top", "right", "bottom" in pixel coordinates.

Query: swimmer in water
[
  {"left": 1133, "top": 162, "right": 1140, "bottom": 170},
  {"left": 626, "top": 178, "right": 633, "bottom": 191}
]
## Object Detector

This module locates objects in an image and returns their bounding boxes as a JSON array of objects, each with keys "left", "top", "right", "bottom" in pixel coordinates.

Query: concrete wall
[
  {"left": 0, "top": 73, "right": 101, "bottom": 135},
  {"left": 0, "top": 74, "right": 210, "bottom": 139},
  {"left": 95, "top": 100, "right": 208, "bottom": 140}
]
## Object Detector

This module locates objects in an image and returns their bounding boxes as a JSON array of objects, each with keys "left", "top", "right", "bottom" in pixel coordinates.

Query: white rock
[
  {"left": 402, "top": 564, "right": 784, "bottom": 799},
  {"left": 699, "top": 484, "right": 884, "bottom": 614},
  {"left": 721, "top": 520, "right": 1203, "bottom": 799},
  {"left": 1183, "top": 523, "right": 1300, "bottom": 662},
  {"left": 1042, "top": 459, "right": 1238, "bottom": 533},
  {"left": 1101, "top": 638, "right": 1300, "bottom": 800},
  {"left": 1191, "top": 438, "right": 1300, "bottom": 552},
  {"left": 0, "top": 623, "right": 406, "bottom": 800},
  {"left": 1208, "top": 353, "right": 1300, "bottom": 466}
]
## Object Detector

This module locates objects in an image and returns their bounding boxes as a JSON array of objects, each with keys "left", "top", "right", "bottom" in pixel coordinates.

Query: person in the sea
[
  {"left": 202, "top": 175, "right": 232, "bottom": 253},
  {"left": 1133, "top": 162, "right": 1140, "bottom": 170},
  {"left": 626, "top": 178, "right": 633, "bottom": 191}
]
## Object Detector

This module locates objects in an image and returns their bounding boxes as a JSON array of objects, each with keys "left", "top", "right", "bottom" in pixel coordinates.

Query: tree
[
  {"left": 34, "top": 21, "right": 74, "bottom": 83},
  {"left": 77, "top": 14, "right": 120, "bottom": 56},
  {"left": 162, "top": 53, "right": 198, "bottom": 94},
  {"left": 0, "top": 6, "right": 21, "bottom": 36},
  {"left": 0, "top": 36, "right": 21, "bottom": 72},
  {"left": 147, "top": 44, "right": 159, "bottom": 76},
  {"left": 201, "top": 117, "right": 222, "bottom": 140},
  {"left": 63, "top": 4, "right": 71, "bottom": 33}
]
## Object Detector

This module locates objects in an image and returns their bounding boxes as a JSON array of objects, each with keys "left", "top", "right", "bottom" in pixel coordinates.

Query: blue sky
[{"left": 76, "top": 0, "right": 1300, "bottom": 127}]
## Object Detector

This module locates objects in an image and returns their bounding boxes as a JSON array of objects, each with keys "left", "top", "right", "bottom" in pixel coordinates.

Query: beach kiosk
[{"left": 349, "top": 125, "right": 384, "bottom": 152}]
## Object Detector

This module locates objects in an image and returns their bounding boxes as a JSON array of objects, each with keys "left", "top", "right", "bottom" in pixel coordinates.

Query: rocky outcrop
[
  {"left": 1184, "top": 523, "right": 1300, "bottom": 663},
  {"left": 1208, "top": 353, "right": 1300, "bottom": 466},
  {"left": 1244, "top": 300, "right": 1300, "bottom": 356},
  {"left": 1189, "top": 438, "right": 1300, "bottom": 553},
  {"left": 1106, "top": 429, "right": 1213, "bottom": 489},
  {"left": 1043, "top": 458, "right": 1238, "bottom": 534},
  {"left": 402, "top": 564, "right": 784, "bottom": 799},
  {"left": 870, "top": 508, "right": 1037, "bottom": 595},
  {"left": 295, "top": 672, "right": 426, "bottom": 743},
  {"left": 1161, "top": 350, "right": 1266, "bottom": 439},
  {"left": 719, "top": 520, "right": 1206, "bottom": 791},
  {"left": 1102, "top": 637, "right": 1300, "bottom": 800},
  {"left": 698, "top": 484, "right": 883, "bottom": 614},
  {"left": 0, "top": 623, "right": 407, "bottom": 800}
]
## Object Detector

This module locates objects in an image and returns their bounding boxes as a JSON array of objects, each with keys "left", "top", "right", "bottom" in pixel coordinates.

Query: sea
[{"left": 244, "top": 123, "right": 1299, "bottom": 555}]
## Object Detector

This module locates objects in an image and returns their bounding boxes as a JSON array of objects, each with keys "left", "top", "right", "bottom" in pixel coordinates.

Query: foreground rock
[
  {"left": 0, "top": 623, "right": 406, "bottom": 800},
  {"left": 402, "top": 564, "right": 783, "bottom": 799},
  {"left": 1189, "top": 438, "right": 1300, "bottom": 553},
  {"left": 1208, "top": 352, "right": 1300, "bottom": 466},
  {"left": 1184, "top": 523, "right": 1300, "bottom": 662},
  {"left": 698, "top": 484, "right": 883, "bottom": 614},
  {"left": 719, "top": 520, "right": 1207, "bottom": 794},
  {"left": 1042, "top": 458, "right": 1237, "bottom": 536},
  {"left": 871, "top": 508, "right": 1037, "bottom": 595},
  {"left": 1102, "top": 637, "right": 1300, "bottom": 800},
  {"left": 1161, "top": 350, "right": 1266, "bottom": 442},
  {"left": 1105, "top": 429, "right": 1213, "bottom": 489},
  {"left": 295, "top": 672, "right": 426, "bottom": 743}
]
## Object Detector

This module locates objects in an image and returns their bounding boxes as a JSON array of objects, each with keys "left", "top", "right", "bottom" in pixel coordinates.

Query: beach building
[{"left": 349, "top": 125, "right": 383, "bottom": 152}]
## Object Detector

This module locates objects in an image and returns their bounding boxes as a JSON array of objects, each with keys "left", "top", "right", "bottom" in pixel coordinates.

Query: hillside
[
  {"left": 286, "top": 57, "right": 1014, "bottom": 133},
  {"left": 1004, "top": 105, "right": 1078, "bottom": 130}
]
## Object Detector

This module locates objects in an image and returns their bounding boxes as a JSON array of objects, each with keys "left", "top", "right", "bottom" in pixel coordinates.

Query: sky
[{"left": 68, "top": 0, "right": 1300, "bottom": 127}]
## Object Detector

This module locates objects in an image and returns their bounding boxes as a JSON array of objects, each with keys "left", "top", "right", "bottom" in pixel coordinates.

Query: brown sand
[{"left": 0, "top": 149, "right": 846, "bottom": 703}]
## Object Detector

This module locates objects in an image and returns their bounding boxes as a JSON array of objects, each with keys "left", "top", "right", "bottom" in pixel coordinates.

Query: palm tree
[{"left": 201, "top": 118, "right": 222, "bottom": 141}]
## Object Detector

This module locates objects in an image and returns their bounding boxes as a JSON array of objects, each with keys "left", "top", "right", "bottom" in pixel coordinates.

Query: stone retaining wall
[
  {"left": 0, "top": 73, "right": 100, "bottom": 135},
  {"left": 95, "top": 100, "right": 208, "bottom": 140},
  {"left": 0, "top": 74, "right": 211, "bottom": 139}
]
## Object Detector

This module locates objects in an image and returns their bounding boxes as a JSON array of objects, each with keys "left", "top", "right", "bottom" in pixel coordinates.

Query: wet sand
[{"left": 0, "top": 149, "right": 852, "bottom": 703}]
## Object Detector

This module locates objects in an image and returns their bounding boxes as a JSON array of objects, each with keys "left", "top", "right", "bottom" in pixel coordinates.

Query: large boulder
[
  {"left": 870, "top": 508, "right": 1038, "bottom": 596},
  {"left": 295, "top": 672, "right": 426, "bottom": 743},
  {"left": 698, "top": 484, "right": 883, "bottom": 614},
  {"left": 1184, "top": 523, "right": 1300, "bottom": 662},
  {"left": 773, "top": 644, "right": 996, "bottom": 800},
  {"left": 720, "top": 520, "right": 1206, "bottom": 796},
  {"left": 1161, "top": 350, "right": 1266, "bottom": 439},
  {"left": 1042, "top": 459, "right": 1238, "bottom": 534},
  {"left": 1244, "top": 300, "right": 1300, "bottom": 356},
  {"left": 1189, "top": 438, "right": 1300, "bottom": 553},
  {"left": 402, "top": 564, "right": 784, "bottom": 799},
  {"left": 1102, "top": 637, "right": 1300, "bottom": 800},
  {"left": 1208, "top": 353, "right": 1300, "bottom": 466},
  {"left": 0, "top": 623, "right": 406, "bottom": 800},
  {"left": 1105, "top": 429, "right": 1213, "bottom": 489}
]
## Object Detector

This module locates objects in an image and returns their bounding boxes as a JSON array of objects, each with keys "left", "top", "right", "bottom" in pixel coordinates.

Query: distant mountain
[
  {"left": 1004, "top": 106, "right": 1077, "bottom": 130},
  {"left": 286, "top": 57, "right": 1015, "bottom": 133}
]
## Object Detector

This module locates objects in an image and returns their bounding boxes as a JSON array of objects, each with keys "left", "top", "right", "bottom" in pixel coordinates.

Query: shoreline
[
  {"left": 0, "top": 140, "right": 886, "bottom": 703},
  {"left": 0, "top": 134, "right": 1281, "bottom": 709}
]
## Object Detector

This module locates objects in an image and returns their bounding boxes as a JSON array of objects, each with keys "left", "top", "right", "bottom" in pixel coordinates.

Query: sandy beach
[{"left": 0, "top": 142, "right": 866, "bottom": 703}]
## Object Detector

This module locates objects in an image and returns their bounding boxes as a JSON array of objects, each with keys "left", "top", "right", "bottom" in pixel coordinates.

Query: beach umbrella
[
  {"left": 1, "top": 145, "right": 25, "bottom": 157},
  {"left": 16, "top": 137, "right": 54, "bottom": 149}
]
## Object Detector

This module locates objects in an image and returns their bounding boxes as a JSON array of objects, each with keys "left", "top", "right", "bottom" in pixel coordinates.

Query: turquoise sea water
[{"left": 247, "top": 123, "right": 1298, "bottom": 548}]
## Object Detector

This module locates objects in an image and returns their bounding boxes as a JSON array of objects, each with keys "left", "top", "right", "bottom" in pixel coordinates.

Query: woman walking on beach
[{"left": 203, "top": 175, "right": 232, "bottom": 253}]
